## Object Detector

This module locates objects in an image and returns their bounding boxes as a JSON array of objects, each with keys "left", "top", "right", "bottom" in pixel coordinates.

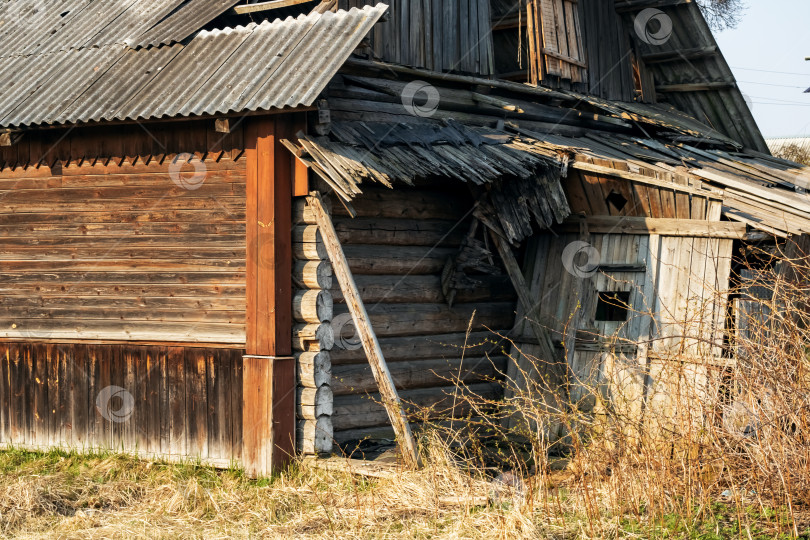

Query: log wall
[
  {"left": 0, "top": 341, "right": 243, "bottom": 466},
  {"left": 292, "top": 197, "right": 335, "bottom": 455},
  {"left": 0, "top": 120, "right": 247, "bottom": 344},
  {"left": 321, "top": 185, "right": 516, "bottom": 444}
]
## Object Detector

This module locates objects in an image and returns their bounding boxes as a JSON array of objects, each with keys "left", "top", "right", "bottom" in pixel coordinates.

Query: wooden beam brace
[
  {"left": 641, "top": 46, "right": 718, "bottom": 64},
  {"left": 571, "top": 161, "right": 725, "bottom": 199},
  {"left": 307, "top": 192, "right": 420, "bottom": 469},
  {"left": 655, "top": 82, "right": 736, "bottom": 93},
  {"left": 233, "top": 0, "right": 314, "bottom": 14},
  {"left": 484, "top": 228, "right": 558, "bottom": 368},
  {"left": 558, "top": 216, "right": 747, "bottom": 238}
]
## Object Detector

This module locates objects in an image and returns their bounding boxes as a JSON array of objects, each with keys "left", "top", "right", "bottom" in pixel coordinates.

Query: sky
[{"left": 713, "top": 0, "right": 810, "bottom": 139}]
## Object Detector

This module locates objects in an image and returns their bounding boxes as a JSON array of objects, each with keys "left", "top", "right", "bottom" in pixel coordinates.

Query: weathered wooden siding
[
  {"left": 341, "top": 0, "right": 494, "bottom": 75},
  {"left": 563, "top": 169, "right": 722, "bottom": 220},
  {"left": 0, "top": 121, "right": 247, "bottom": 344},
  {"left": 0, "top": 341, "right": 243, "bottom": 466},
  {"left": 508, "top": 221, "right": 735, "bottom": 437},
  {"left": 320, "top": 185, "right": 515, "bottom": 443}
]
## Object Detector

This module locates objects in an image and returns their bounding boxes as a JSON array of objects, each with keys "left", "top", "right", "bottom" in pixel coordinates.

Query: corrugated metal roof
[
  {"left": 0, "top": 4, "right": 388, "bottom": 128},
  {"left": 768, "top": 137, "right": 810, "bottom": 154},
  {"left": 0, "top": 0, "right": 239, "bottom": 58}
]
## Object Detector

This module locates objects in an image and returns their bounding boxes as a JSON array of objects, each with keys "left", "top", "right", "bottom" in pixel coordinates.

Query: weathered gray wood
[
  {"left": 343, "top": 245, "right": 458, "bottom": 275},
  {"left": 297, "top": 350, "right": 332, "bottom": 389},
  {"left": 297, "top": 386, "right": 334, "bottom": 419},
  {"left": 308, "top": 192, "right": 420, "bottom": 469},
  {"left": 294, "top": 196, "right": 332, "bottom": 225},
  {"left": 331, "top": 301, "right": 515, "bottom": 338},
  {"left": 293, "top": 241, "right": 328, "bottom": 261},
  {"left": 331, "top": 383, "right": 502, "bottom": 431},
  {"left": 487, "top": 229, "right": 558, "bottom": 366},
  {"left": 330, "top": 330, "right": 501, "bottom": 364},
  {"left": 558, "top": 216, "right": 746, "bottom": 238},
  {"left": 331, "top": 274, "right": 515, "bottom": 304},
  {"left": 293, "top": 260, "right": 333, "bottom": 290},
  {"left": 293, "top": 322, "right": 335, "bottom": 351},
  {"left": 332, "top": 355, "right": 508, "bottom": 396},
  {"left": 297, "top": 416, "right": 333, "bottom": 454},
  {"left": 293, "top": 289, "right": 333, "bottom": 323}
]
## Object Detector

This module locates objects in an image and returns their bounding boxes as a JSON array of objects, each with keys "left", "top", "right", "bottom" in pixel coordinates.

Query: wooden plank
[
  {"left": 233, "top": 0, "right": 314, "bottom": 14},
  {"left": 58, "top": 345, "right": 72, "bottom": 447},
  {"left": 558, "top": 217, "right": 746, "bottom": 238},
  {"left": 0, "top": 346, "right": 9, "bottom": 443},
  {"left": 33, "top": 344, "right": 48, "bottom": 447},
  {"left": 186, "top": 348, "right": 208, "bottom": 459},
  {"left": 307, "top": 192, "right": 419, "bottom": 469},
  {"left": 572, "top": 162, "right": 724, "bottom": 199},
  {"left": 168, "top": 346, "right": 186, "bottom": 457}
]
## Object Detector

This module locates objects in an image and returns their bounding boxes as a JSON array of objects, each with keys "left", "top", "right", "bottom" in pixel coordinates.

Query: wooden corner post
[{"left": 243, "top": 116, "right": 296, "bottom": 477}]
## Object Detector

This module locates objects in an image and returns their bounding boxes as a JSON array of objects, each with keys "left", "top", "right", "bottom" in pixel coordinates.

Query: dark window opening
[
  {"left": 595, "top": 291, "right": 631, "bottom": 322},
  {"left": 605, "top": 190, "right": 628, "bottom": 211}
]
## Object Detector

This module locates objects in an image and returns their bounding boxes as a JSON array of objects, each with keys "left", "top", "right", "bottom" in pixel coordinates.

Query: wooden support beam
[
  {"left": 570, "top": 161, "right": 725, "bottom": 199},
  {"left": 655, "top": 82, "right": 736, "bottom": 93},
  {"left": 233, "top": 0, "right": 314, "bottom": 14},
  {"left": 243, "top": 117, "right": 295, "bottom": 478},
  {"left": 641, "top": 46, "right": 718, "bottom": 64},
  {"left": 558, "top": 217, "right": 747, "bottom": 238},
  {"left": 485, "top": 229, "right": 558, "bottom": 373},
  {"left": 306, "top": 192, "right": 420, "bottom": 469}
]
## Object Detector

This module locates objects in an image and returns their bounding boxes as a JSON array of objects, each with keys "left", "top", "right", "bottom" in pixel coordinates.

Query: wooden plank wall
[
  {"left": 340, "top": 0, "right": 495, "bottom": 75},
  {"left": 516, "top": 223, "right": 735, "bottom": 431},
  {"left": 323, "top": 184, "right": 516, "bottom": 444},
  {"left": 0, "top": 341, "right": 243, "bottom": 466},
  {"left": 564, "top": 169, "right": 722, "bottom": 221},
  {"left": 577, "top": 0, "right": 636, "bottom": 100},
  {"left": 0, "top": 120, "right": 247, "bottom": 344}
]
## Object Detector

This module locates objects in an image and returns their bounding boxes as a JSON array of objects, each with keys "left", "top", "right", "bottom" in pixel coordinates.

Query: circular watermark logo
[
  {"left": 331, "top": 313, "right": 362, "bottom": 350},
  {"left": 741, "top": 91, "right": 754, "bottom": 113},
  {"left": 169, "top": 152, "right": 207, "bottom": 190},
  {"left": 401, "top": 81, "right": 440, "bottom": 118},
  {"left": 562, "top": 241, "right": 601, "bottom": 279},
  {"left": 8, "top": 322, "right": 51, "bottom": 340},
  {"left": 248, "top": 230, "right": 276, "bottom": 270},
  {"left": 634, "top": 8, "right": 673, "bottom": 46},
  {"left": 96, "top": 385, "right": 135, "bottom": 423},
  {"left": 11, "top": 0, "right": 45, "bottom": 30}
]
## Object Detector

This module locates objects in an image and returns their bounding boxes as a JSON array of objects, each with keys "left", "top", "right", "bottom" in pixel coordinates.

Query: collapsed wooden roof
[{"left": 286, "top": 59, "right": 810, "bottom": 241}]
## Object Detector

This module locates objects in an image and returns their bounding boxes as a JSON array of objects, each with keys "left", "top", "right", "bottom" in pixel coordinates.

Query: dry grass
[{"left": 0, "top": 440, "right": 547, "bottom": 540}]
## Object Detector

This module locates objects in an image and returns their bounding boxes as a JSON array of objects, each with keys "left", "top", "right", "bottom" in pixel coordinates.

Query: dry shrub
[
  {"left": 431, "top": 237, "right": 810, "bottom": 537},
  {"left": 772, "top": 143, "right": 810, "bottom": 166}
]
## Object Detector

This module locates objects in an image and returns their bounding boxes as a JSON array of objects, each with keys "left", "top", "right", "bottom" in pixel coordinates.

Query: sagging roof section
[
  {"left": 0, "top": 0, "right": 240, "bottom": 57},
  {"left": 616, "top": 0, "right": 768, "bottom": 153},
  {"left": 0, "top": 4, "right": 388, "bottom": 127},
  {"left": 287, "top": 66, "right": 810, "bottom": 241}
]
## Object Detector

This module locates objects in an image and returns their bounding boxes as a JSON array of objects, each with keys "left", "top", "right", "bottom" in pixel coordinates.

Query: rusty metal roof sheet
[
  {"left": 0, "top": 4, "right": 388, "bottom": 128},
  {"left": 0, "top": 0, "right": 239, "bottom": 58}
]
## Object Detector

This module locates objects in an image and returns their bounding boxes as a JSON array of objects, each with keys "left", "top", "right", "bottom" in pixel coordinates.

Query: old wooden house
[{"left": 1, "top": 0, "right": 809, "bottom": 475}]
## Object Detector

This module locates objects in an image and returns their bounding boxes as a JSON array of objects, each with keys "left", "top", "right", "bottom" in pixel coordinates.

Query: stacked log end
[{"left": 293, "top": 197, "right": 335, "bottom": 455}]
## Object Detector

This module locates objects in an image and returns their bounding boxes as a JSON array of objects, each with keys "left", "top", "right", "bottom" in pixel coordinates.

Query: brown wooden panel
[
  {"left": 0, "top": 121, "right": 248, "bottom": 345},
  {"left": 0, "top": 342, "right": 244, "bottom": 464}
]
